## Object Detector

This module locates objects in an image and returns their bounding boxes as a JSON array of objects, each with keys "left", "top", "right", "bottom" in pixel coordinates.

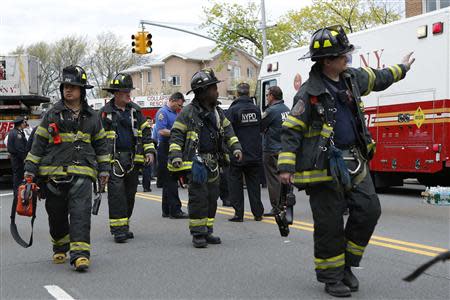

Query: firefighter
[
  {"left": 168, "top": 68, "right": 242, "bottom": 248},
  {"left": 100, "top": 73, "right": 155, "bottom": 243},
  {"left": 7, "top": 116, "right": 28, "bottom": 204},
  {"left": 278, "top": 25, "right": 415, "bottom": 297},
  {"left": 24, "top": 65, "right": 110, "bottom": 271}
]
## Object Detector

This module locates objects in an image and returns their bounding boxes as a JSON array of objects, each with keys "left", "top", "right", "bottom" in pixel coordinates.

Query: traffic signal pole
[{"left": 139, "top": 20, "right": 261, "bottom": 62}]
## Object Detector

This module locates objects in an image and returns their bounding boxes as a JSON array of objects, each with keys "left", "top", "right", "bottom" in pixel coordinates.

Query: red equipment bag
[{"left": 10, "top": 177, "right": 39, "bottom": 248}]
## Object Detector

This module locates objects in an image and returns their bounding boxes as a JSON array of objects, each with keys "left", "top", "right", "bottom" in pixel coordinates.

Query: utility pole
[{"left": 260, "top": 0, "right": 268, "bottom": 57}]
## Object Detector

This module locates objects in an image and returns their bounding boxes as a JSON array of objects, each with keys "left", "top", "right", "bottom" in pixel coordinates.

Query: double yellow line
[{"left": 136, "top": 193, "right": 447, "bottom": 257}]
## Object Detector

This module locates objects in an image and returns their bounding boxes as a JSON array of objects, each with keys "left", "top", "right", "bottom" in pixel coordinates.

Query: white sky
[{"left": 0, "top": 0, "right": 312, "bottom": 57}]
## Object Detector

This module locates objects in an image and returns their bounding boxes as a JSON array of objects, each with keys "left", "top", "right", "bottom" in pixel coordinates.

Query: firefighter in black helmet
[
  {"left": 279, "top": 25, "right": 415, "bottom": 297},
  {"left": 25, "top": 65, "right": 110, "bottom": 272},
  {"left": 99, "top": 73, "right": 156, "bottom": 243},
  {"left": 168, "top": 69, "right": 242, "bottom": 248}
]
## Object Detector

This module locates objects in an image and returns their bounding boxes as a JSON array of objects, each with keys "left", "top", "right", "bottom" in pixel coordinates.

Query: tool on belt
[
  {"left": 92, "top": 179, "right": 102, "bottom": 215},
  {"left": 10, "top": 177, "right": 40, "bottom": 248},
  {"left": 275, "top": 184, "right": 296, "bottom": 237}
]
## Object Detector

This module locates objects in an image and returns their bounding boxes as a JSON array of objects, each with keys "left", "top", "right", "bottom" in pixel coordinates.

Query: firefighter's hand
[
  {"left": 279, "top": 172, "right": 294, "bottom": 184},
  {"left": 172, "top": 158, "right": 182, "bottom": 169},
  {"left": 234, "top": 150, "right": 243, "bottom": 161},
  {"left": 99, "top": 173, "right": 109, "bottom": 187},
  {"left": 145, "top": 153, "right": 154, "bottom": 165},
  {"left": 402, "top": 52, "right": 415, "bottom": 71}
]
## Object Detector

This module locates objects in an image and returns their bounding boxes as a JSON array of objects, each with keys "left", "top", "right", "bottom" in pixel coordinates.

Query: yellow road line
[{"left": 136, "top": 193, "right": 447, "bottom": 257}]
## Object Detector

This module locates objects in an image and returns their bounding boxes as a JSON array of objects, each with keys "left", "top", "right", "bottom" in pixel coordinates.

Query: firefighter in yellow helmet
[
  {"left": 278, "top": 25, "right": 415, "bottom": 297},
  {"left": 99, "top": 73, "right": 156, "bottom": 243}
]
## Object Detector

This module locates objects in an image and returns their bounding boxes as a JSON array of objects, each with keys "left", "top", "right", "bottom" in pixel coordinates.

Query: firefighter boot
[
  {"left": 52, "top": 253, "right": 67, "bottom": 264},
  {"left": 126, "top": 231, "right": 134, "bottom": 239},
  {"left": 324, "top": 281, "right": 351, "bottom": 297},
  {"left": 114, "top": 233, "right": 128, "bottom": 243},
  {"left": 343, "top": 267, "right": 359, "bottom": 292},
  {"left": 192, "top": 235, "right": 208, "bottom": 248},
  {"left": 205, "top": 234, "right": 221, "bottom": 244},
  {"left": 74, "top": 257, "right": 90, "bottom": 272}
]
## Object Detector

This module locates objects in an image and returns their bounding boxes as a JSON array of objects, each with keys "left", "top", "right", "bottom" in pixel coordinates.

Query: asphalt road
[{"left": 0, "top": 179, "right": 449, "bottom": 299}]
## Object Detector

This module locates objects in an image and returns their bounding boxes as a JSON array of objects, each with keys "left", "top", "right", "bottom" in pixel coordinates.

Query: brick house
[
  {"left": 406, "top": 0, "right": 450, "bottom": 17},
  {"left": 122, "top": 46, "right": 260, "bottom": 99}
]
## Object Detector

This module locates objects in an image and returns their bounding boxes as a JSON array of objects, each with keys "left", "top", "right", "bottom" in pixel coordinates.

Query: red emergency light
[
  {"left": 432, "top": 22, "right": 444, "bottom": 34},
  {"left": 432, "top": 144, "right": 442, "bottom": 152}
]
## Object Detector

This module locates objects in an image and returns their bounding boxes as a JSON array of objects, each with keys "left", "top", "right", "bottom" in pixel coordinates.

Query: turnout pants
[
  {"left": 45, "top": 176, "right": 92, "bottom": 265},
  {"left": 228, "top": 164, "right": 264, "bottom": 218},
  {"left": 108, "top": 153, "right": 139, "bottom": 235},
  {"left": 263, "top": 152, "right": 281, "bottom": 210},
  {"left": 188, "top": 169, "right": 220, "bottom": 236},
  {"left": 306, "top": 169, "right": 381, "bottom": 283},
  {"left": 158, "top": 140, "right": 182, "bottom": 216}
]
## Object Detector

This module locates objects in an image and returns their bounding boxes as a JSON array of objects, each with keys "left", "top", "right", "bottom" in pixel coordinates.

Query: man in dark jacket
[
  {"left": 168, "top": 69, "right": 242, "bottom": 248},
  {"left": 279, "top": 25, "right": 415, "bottom": 297},
  {"left": 25, "top": 65, "right": 110, "bottom": 272},
  {"left": 7, "top": 116, "right": 28, "bottom": 203},
  {"left": 260, "top": 86, "right": 290, "bottom": 216},
  {"left": 100, "top": 73, "right": 156, "bottom": 243},
  {"left": 226, "top": 82, "right": 264, "bottom": 222}
]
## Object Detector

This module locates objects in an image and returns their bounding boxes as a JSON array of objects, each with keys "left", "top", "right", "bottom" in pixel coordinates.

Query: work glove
[{"left": 172, "top": 158, "right": 182, "bottom": 169}]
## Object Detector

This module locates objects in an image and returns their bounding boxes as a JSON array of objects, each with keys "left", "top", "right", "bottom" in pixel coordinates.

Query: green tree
[
  {"left": 202, "top": 0, "right": 402, "bottom": 57},
  {"left": 26, "top": 42, "right": 57, "bottom": 96}
]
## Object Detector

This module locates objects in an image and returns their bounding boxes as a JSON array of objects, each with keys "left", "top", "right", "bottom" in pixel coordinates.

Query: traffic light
[
  {"left": 146, "top": 33, "right": 153, "bottom": 54},
  {"left": 131, "top": 31, "right": 152, "bottom": 55}
]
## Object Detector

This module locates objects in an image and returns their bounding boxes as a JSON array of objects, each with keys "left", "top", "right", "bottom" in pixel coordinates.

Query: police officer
[
  {"left": 154, "top": 93, "right": 188, "bottom": 218},
  {"left": 226, "top": 82, "right": 264, "bottom": 222},
  {"left": 168, "top": 69, "right": 242, "bottom": 248},
  {"left": 100, "top": 73, "right": 156, "bottom": 243},
  {"left": 7, "top": 116, "right": 28, "bottom": 203},
  {"left": 25, "top": 65, "right": 110, "bottom": 271},
  {"left": 278, "top": 25, "right": 415, "bottom": 297},
  {"left": 260, "top": 86, "right": 290, "bottom": 216}
]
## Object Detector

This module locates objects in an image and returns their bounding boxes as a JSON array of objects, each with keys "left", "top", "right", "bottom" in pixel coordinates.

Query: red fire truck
[
  {"left": 0, "top": 55, "right": 50, "bottom": 175},
  {"left": 257, "top": 8, "right": 450, "bottom": 188}
]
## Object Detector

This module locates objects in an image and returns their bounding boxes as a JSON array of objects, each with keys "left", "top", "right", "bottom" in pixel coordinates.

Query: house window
[
  {"left": 247, "top": 67, "right": 254, "bottom": 78},
  {"left": 170, "top": 75, "right": 181, "bottom": 86},
  {"left": 147, "top": 71, "right": 152, "bottom": 83},
  {"left": 231, "top": 66, "right": 240, "bottom": 80},
  {"left": 160, "top": 67, "right": 165, "bottom": 81},
  {"left": 424, "top": 0, "right": 450, "bottom": 12}
]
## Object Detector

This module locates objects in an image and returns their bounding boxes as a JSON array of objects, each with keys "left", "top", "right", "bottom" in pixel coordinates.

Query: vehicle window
[{"left": 261, "top": 79, "right": 277, "bottom": 111}]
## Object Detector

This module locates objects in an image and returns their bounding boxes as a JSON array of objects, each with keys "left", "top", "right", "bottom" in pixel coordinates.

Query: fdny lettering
[
  {"left": 241, "top": 112, "right": 258, "bottom": 123},
  {"left": 359, "top": 49, "right": 385, "bottom": 69}
]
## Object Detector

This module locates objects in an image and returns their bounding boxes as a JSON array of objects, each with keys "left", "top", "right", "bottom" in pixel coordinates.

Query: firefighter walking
[
  {"left": 278, "top": 26, "right": 415, "bottom": 297},
  {"left": 24, "top": 65, "right": 110, "bottom": 271},
  {"left": 100, "top": 73, "right": 155, "bottom": 243},
  {"left": 168, "top": 69, "right": 242, "bottom": 248}
]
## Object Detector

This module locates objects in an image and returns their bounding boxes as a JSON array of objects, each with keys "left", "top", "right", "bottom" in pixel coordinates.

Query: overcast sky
[{"left": 0, "top": 0, "right": 312, "bottom": 57}]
